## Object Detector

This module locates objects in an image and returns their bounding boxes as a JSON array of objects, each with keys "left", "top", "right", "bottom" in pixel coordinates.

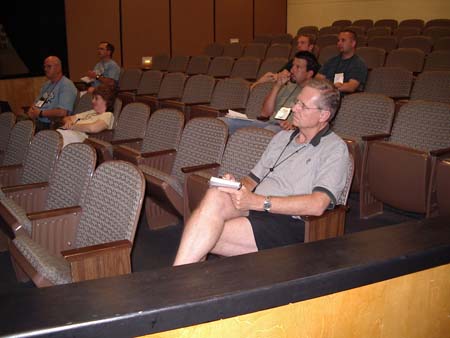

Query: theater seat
[
  {"left": 360, "top": 100, "right": 450, "bottom": 218},
  {"left": 114, "top": 109, "right": 184, "bottom": 166},
  {"left": 185, "top": 127, "right": 274, "bottom": 216},
  {"left": 0, "top": 120, "right": 34, "bottom": 167},
  {"left": 0, "top": 112, "right": 16, "bottom": 162},
  {"left": 428, "top": 158, "right": 450, "bottom": 217},
  {"left": 0, "top": 143, "right": 96, "bottom": 246},
  {"left": 9, "top": 160, "right": 145, "bottom": 287},
  {"left": 139, "top": 118, "right": 228, "bottom": 229},
  {"left": 85, "top": 102, "right": 150, "bottom": 163}
]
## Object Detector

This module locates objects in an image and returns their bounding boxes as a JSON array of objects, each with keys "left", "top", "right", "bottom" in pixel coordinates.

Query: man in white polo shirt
[{"left": 174, "top": 78, "right": 350, "bottom": 266}]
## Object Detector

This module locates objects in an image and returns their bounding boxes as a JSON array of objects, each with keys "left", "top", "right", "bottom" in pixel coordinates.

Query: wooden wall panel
[
  {"left": 171, "top": 0, "right": 214, "bottom": 56},
  {"left": 65, "top": 0, "right": 121, "bottom": 81},
  {"left": 140, "top": 264, "right": 450, "bottom": 338},
  {"left": 215, "top": 0, "right": 253, "bottom": 44},
  {"left": 254, "top": 0, "right": 287, "bottom": 36},
  {"left": 0, "top": 77, "right": 46, "bottom": 113},
  {"left": 121, "top": 0, "right": 170, "bottom": 68}
]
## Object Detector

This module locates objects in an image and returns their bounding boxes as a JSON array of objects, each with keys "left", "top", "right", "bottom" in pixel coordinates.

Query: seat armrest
[
  {"left": 114, "top": 145, "right": 142, "bottom": 164},
  {"left": 430, "top": 147, "right": 450, "bottom": 158},
  {"left": 2, "top": 182, "right": 48, "bottom": 194},
  {"left": 110, "top": 138, "right": 143, "bottom": 146},
  {"left": 181, "top": 163, "right": 220, "bottom": 173},
  {"left": 303, "top": 205, "right": 347, "bottom": 243},
  {"left": 118, "top": 89, "right": 137, "bottom": 93},
  {"left": 141, "top": 148, "right": 177, "bottom": 158},
  {"left": 86, "top": 129, "right": 114, "bottom": 142},
  {"left": 62, "top": 239, "right": 132, "bottom": 282},
  {"left": 361, "top": 133, "right": 391, "bottom": 141},
  {"left": 184, "top": 101, "right": 211, "bottom": 106},
  {"left": 28, "top": 206, "right": 82, "bottom": 221}
]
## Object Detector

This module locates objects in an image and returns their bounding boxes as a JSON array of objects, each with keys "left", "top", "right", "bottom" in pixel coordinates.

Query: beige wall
[{"left": 287, "top": 0, "right": 450, "bottom": 34}]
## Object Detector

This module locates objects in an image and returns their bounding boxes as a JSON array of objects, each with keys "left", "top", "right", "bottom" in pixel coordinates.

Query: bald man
[{"left": 27, "top": 56, "right": 77, "bottom": 130}]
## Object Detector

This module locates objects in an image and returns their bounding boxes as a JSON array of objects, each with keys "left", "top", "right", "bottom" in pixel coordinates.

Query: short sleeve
[
  {"left": 346, "top": 58, "right": 368, "bottom": 87},
  {"left": 56, "top": 80, "right": 77, "bottom": 115}
]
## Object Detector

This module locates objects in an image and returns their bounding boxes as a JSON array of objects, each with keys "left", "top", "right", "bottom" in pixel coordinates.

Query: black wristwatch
[
  {"left": 96, "top": 74, "right": 101, "bottom": 80},
  {"left": 39, "top": 110, "right": 43, "bottom": 118}
]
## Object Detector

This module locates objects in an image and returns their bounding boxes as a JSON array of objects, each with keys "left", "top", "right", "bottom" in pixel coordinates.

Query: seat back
[
  {"left": 21, "top": 130, "right": 62, "bottom": 185},
  {"left": 74, "top": 161, "right": 145, "bottom": 249},
  {"left": 0, "top": 112, "right": 15, "bottom": 153},
  {"left": 367, "top": 26, "right": 391, "bottom": 39},
  {"left": 223, "top": 43, "right": 244, "bottom": 58},
  {"left": 316, "top": 34, "right": 338, "bottom": 48},
  {"left": 298, "top": 26, "right": 319, "bottom": 36},
  {"left": 141, "top": 109, "right": 184, "bottom": 153},
  {"left": 365, "top": 67, "right": 413, "bottom": 98},
  {"left": 2, "top": 120, "right": 35, "bottom": 166},
  {"left": 204, "top": 42, "right": 224, "bottom": 57},
  {"left": 367, "top": 36, "right": 398, "bottom": 53},
  {"left": 171, "top": 118, "right": 228, "bottom": 183},
  {"left": 410, "top": 71, "right": 450, "bottom": 104},
  {"left": 113, "top": 102, "right": 150, "bottom": 141},
  {"left": 385, "top": 48, "right": 425, "bottom": 73},
  {"left": 374, "top": 19, "right": 398, "bottom": 31},
  {"left": 118, "top": 69, "right": 142, "bottom": 91},
  {"left": 390, "top": 101, "right": 450, "bottom": 152},
  {"left": 210, "top": 78, "right": 250, "bottom": 110},
  {"left": 152, "top": 54, "right": 170, "bottom": 71},
  {"left": 257, "top": 57, "right": 288, "bottom": 79},
  {"left": 434, "top": 36, "right": 450, "bottom": 51},
  {"left": 332, "top": 20, "right": 352, "bottom": 28},
  {"left": 399, "top": 36, "right": 433, "bottom": 54},
  {"left": 424, "top": 51, "right": 450, "bottom": 71},
  {"left": 265, "top": 44, "right": 291, "bottom": 59},
  {"left": 218, "top": 127, "right": 274, "bottom": 180},
  {"left": 318, "top": 26, "right": 341, "bottom": 36},
  {"left": 394, "top": 26, "right": 421, "bottom": 40},
  {"left": 356, "top": 47, "right": 386, "bottom": 69},
  {"left": 352, "top": 19, "right": 374, "bottom": 31},
  {"left": 399, "top": 19, "right": 424, "bottom": 30},
  {"left": 271, "top": 34, "right": 293, "bottom": 44},
  {"left": 45, "top": 143, "right": 96, "bottom": 210},
  {"left": 186, "top": 55, "right": 211, "bottom": 75},
  {"left": 245, "top": 82, "right": 274, "bottom": 119},
  {"left": 136, "top": 70, "right": 163, "bottom": 95},
  {"left": 167, "top": 55, "right": 190, "bottom": 73},
  {"left": 253, "top": 35, "right": 272, "bottom": 44},
  {"left": 332, "top": 93, "right": 395, "bottom": 139},
  {"left": 156, "top": 72, "right": 187, "bottom": 100},
  {"left": 73, "top": 92, "right": 93, "bottom": 114},
  {"left": 243, "top": 43, "right": 267, "bottom": 59},
  {"left": 180, "top": 74, "right": 215, "bottom": 104},
  {"left": 318, "top": 45, "right": 339, "bottom": 64},
  {"left": 230, "top": 57, "right": 261, "bottom": 80},
  {"left": 343, "top": 26, "right": 365, "bottom": 36},
  {"left": 207, "top": 56, "right": 234, "bottom": 77},
  {"left": 423, "top": 26, "right": 450, "bottom": 44},
  {"left": 425, "top": 18, "right": 450, "bottom": 28}
]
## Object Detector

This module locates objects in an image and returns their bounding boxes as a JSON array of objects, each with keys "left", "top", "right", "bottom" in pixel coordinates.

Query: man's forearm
[
  {"left": 260, "top": 85, "right": 283, "bottom": 117},
  {"left": 260, "top": 192, "right": 331, "bottom": 216},
  {"left": 41, "top": 108, "right": 69, "bottom": 118}
]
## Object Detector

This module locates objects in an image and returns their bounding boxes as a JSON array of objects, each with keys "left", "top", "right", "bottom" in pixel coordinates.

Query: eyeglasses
[{"left": 293, "top": 99, "right": 322, "bottom": 111}]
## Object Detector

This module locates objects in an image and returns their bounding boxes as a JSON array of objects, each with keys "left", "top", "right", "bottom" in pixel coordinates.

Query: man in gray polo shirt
[{"left": 174, "top": 78, "right": 350, "bottom": 266}]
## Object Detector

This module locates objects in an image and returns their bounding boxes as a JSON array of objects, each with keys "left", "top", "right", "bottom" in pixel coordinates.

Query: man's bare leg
[
  {"left": 211, "top": 216, "right": 257, "bottom": 256},
  {"left": 173, "top": 188, "right": 247, "bottom": 266}
]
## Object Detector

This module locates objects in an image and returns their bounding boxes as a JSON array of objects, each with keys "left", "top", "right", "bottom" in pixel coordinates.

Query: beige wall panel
[
  {"left": 287, "top": 0, "right": 450, "bottom": 35},
  {"left": 121, "top": 0, "right": 170, "bottom": 68},
  {"left": 215, "top": 0, "right": 254, "bottom": 44},
  {"left": 140, "top": 264, "right": 450, "bottom": 338},
  {"left": 0, "top": 77, "right": 46, "bottom": 113},
  {"left": 65, "top": 0, "right": 121, "bottom": 81},
  {"left": 171, "top": 0, "right": 214, "bottom": 56},
  {"left": 255, "top": 0, "right": 287, "bottom": 36}
]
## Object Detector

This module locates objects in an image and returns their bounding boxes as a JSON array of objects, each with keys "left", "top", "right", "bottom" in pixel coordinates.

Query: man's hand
[
  {"left": 86, "top": 70, "right": 97, "bottom": 78},
  {"left": 27, "top": 106, "right": 40, "bottom": 119},
  {"left": 275, "top": 69, "right": 290, "bottom": 87}
]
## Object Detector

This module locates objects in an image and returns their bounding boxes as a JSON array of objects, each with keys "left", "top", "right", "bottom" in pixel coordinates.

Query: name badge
[
  {"left": 333, "top": 73, "right": 344, "bottom": 84},
  {"left": 35, "top": 100, "right": 45, "bottom": 108},
  {"left": 274, "top": 107, "right": 291, "bottom": 120}
]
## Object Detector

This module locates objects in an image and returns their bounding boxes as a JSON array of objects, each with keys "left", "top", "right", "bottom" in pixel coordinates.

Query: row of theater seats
[{"left": 0, "top": 113, "right": 349, "bottom": 287}]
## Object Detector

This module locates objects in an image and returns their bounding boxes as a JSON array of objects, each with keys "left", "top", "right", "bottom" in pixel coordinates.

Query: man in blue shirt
[
  {"left": 27, "top": 56, "right": 77, "bottom": 131},
  {"left": 86, "top": 41, "right": 120, "bottom": 92},
  {"left": 316, "top": 30, "right": 367, "bottom": 95}
]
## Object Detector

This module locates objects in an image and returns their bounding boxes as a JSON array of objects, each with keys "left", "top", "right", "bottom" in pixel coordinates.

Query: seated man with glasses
[
  {"left": 26, "top": 56, "right": 77, "bottom": 131},
  {"left": 174, "top": 78, "right": 350, "bottom": 266}
]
